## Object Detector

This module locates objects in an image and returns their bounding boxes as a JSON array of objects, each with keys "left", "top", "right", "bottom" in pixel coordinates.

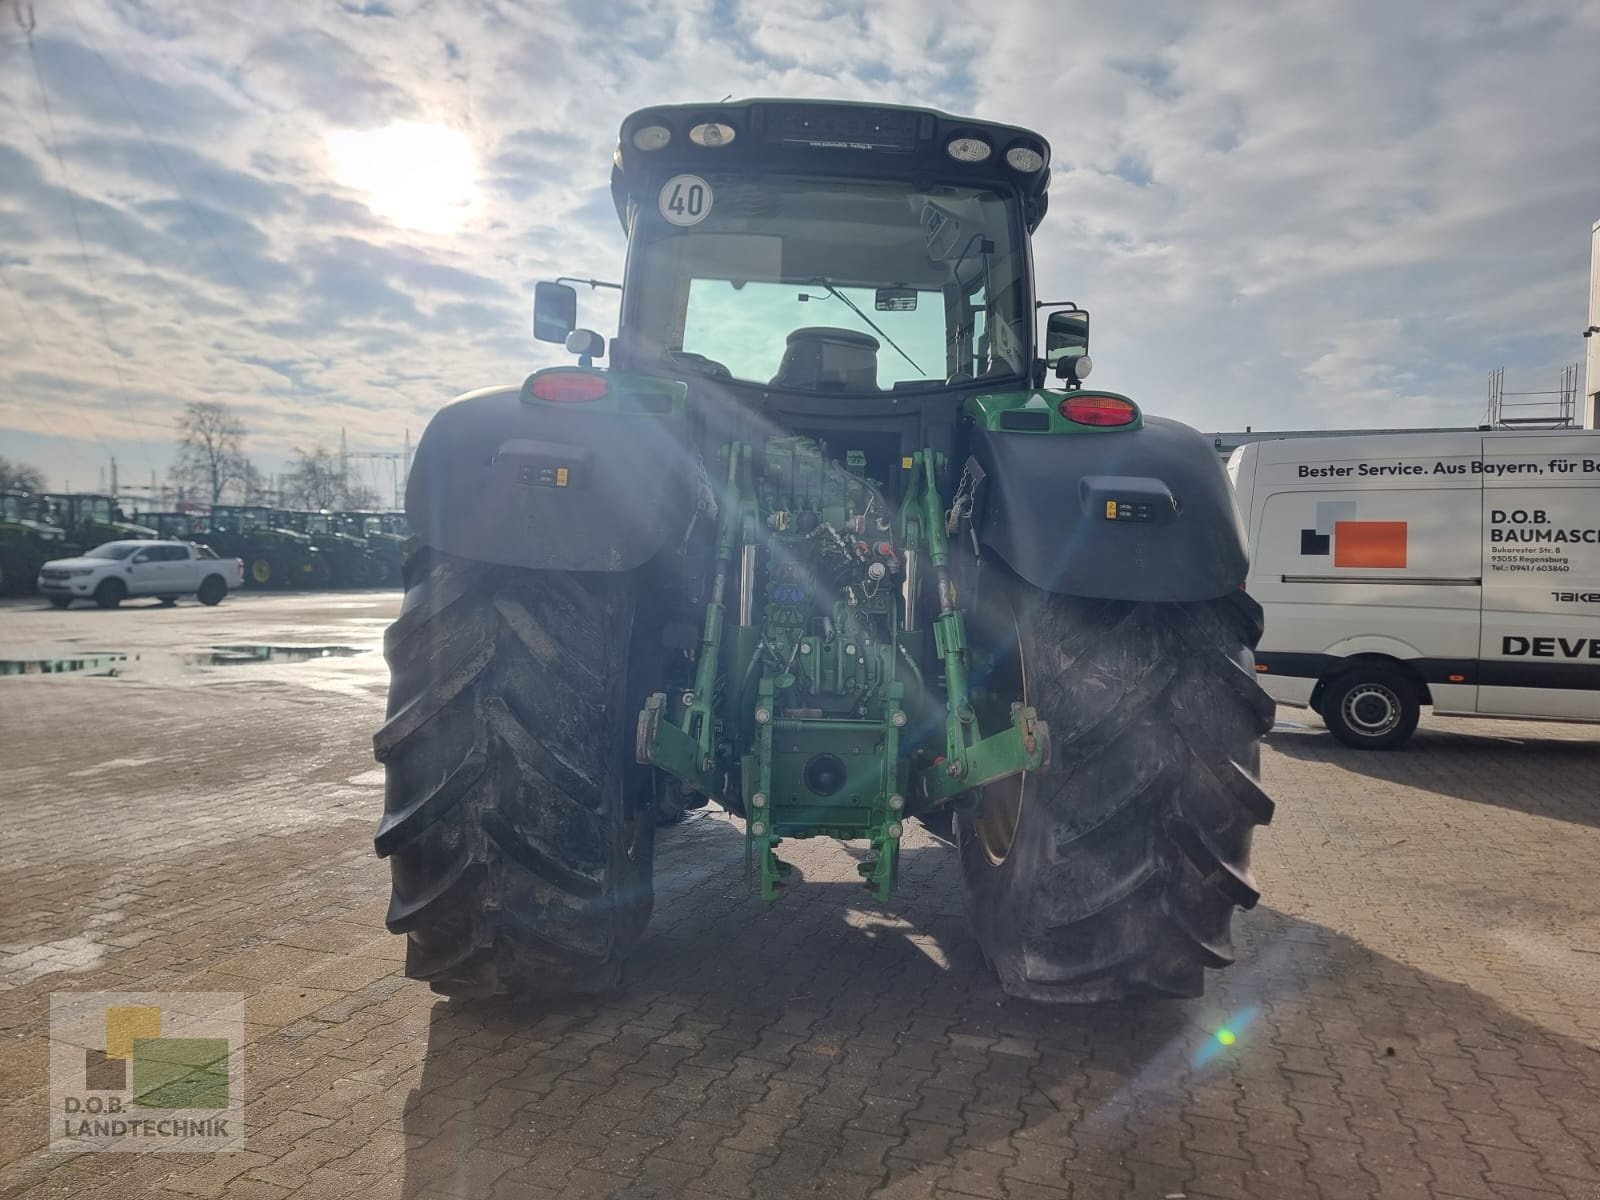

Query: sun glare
[{"left": 327, "top": 122, "right": 477, "bottom": 233}]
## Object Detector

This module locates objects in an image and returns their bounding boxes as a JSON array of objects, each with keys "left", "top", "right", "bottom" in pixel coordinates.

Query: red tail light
[
  {"left": 1059, "top": 393, "right": 1138, "bottom": 427},
  {"left": 530, "top": 372, "right": 609, "bottom": 403}
]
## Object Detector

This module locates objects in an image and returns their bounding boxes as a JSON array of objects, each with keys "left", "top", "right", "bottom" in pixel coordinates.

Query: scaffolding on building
[{"left": 1485, "top": 363, "right": 1579, "bottom": 428}]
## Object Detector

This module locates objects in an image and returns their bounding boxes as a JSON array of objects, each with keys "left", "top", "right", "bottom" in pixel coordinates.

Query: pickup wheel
[
  {"left": 957, "top": 567, "right": 1275, "bottom": 1002},
  {"left": 93, "top": 579, "right": 126, "bottom": 609},
  {"left": 1318, "top": 667, "right": 1420, "bottom": 750},
  {"left": 198, "top": 576, "right": 227, "bottom": 606},
  {"left": 373, "top": 546, "right": 653, "bottom": 998}
]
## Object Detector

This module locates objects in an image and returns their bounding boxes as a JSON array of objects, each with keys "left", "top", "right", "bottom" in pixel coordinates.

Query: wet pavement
[{"left": 1, "top": 589, "right": 1598, "bottom": 1199}]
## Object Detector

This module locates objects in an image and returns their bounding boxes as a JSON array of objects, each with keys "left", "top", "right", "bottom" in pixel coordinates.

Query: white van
[{"left": 1228, "top": 429, "right": 1600, "bottom": 748}]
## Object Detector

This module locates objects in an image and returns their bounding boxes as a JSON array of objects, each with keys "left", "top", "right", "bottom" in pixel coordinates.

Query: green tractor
[
  {"left": 337, "top": 511, "right": 406, "bottom": 586},
  {"left": 373, "top": 100, "right": 1275, "bottom": 1003},
  {"left": 0, "top": 491, "right": 69, "bottom": 595},
  {"left": 140, "top": 512, "right": 205, "bottom": 541},
  {"left": 43, "top": 493, "right": 157, "bottom": 555},
  {"left": 280, "top": 510, "right": 378, "bottom": 587},
  {"left": 207, "top": 506, "right": 325, "bottom": 589}
]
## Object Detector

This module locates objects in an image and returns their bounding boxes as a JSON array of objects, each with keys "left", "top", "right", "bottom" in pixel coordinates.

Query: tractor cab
[
  {"left": 536, "top": 102, "right": 1073, "bottom": 412},
  {"left": 1, "top": 490, "right": 65, "bottom": 537},
  {"left": 43, "top": 493, "right": 157, "bottom": 551}
]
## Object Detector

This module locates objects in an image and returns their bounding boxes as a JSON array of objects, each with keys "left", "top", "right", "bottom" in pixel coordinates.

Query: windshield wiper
[{"left": 804, "top": 279, "right": 925, "bottom": 376}]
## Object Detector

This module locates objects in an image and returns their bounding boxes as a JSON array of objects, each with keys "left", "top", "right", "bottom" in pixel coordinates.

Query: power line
[
  {"left": 62, "top": 0, "right": 261, "bottom": 308},
  {"left": 14, "top": 0, "right": 154, "bottom": 473},
  {"left": 0, "top": 81, "right": 52, "bottom": 157},
  {"left": 0, "top": 262, "right": 112, "bottom": 456}
]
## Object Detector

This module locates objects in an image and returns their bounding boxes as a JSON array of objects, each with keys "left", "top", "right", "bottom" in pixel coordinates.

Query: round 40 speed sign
[{"left": 659, "top": 175, "right": 712, "bottom": 226}]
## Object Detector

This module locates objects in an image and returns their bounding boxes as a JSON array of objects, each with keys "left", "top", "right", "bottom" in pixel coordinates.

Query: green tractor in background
[
  {"left": 42, "top": 493, "right": 157, "bottom": 555},
  {"left": 374, "top": 100, "right": 1274, "bottom": 1003},
  {"left": 0, "top": 491, "right": 69, "bottom": 595},
  {"left": 337, "top": 511, "right": 407, "bottom": 586},
  {"left": 279, "top": 510, "right": 376, "bottom": 587},
  {"left": 140, "top": 512, "right": 205, "bottom": 541},
  {"left": 207, "top": 506, "right": 325, "bottom": 589}
]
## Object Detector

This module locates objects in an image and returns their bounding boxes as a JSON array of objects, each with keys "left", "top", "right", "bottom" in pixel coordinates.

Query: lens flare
[{"left": 1192, "top": 1005, "right": 1259, "bottom": 1066}]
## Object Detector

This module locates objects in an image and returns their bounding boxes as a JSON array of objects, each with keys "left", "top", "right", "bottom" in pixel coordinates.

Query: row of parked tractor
[{"left": 0, "top": 491, "right": 409, "bottom": 595}]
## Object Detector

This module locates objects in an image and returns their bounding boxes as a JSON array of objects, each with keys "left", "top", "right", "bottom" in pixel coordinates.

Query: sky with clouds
[{"left": 1, "top": 0, "right": 1596, "bottom": 498}]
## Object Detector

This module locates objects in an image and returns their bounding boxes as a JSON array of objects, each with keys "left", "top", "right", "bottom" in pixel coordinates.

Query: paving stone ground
[{"left": 1, "top": 591, "right": 1598, "bottom": 1199}]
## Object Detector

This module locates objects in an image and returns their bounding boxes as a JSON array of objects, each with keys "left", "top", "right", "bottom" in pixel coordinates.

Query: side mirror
[
  {"left": 533, "top": 281, "right": 577, "bottom": 344},
  {"left": 1045, "top": 309, "right": 1092, "bottom": 386}
]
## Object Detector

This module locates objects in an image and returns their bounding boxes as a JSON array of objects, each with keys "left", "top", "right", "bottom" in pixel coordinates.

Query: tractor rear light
[
  {"left": 946, "top": 136, "right": 991, "bottom": 163},
  {"left": 1059, "top": 394, "right": 1138, "bottom": 427},
  {"left": 689, "top": 122, "right": 736, "bottom": 147},
  {"left": 631, "top": 125, "right": 671, "bottom": 150},
  {"left": 530, "top": 372, "right": 609, "bottom": 403}
]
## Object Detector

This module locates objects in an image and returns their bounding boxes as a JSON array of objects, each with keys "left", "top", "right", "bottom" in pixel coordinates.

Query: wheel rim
[
  {"left": 1341, "top": 683, "right": 1402, "bottom": 737},
  {"left": 974, "top": 606, "right": 1029, "bottom": 866},
  {"left": 252, "top": 560, "right": 271, "bottom": 583}
]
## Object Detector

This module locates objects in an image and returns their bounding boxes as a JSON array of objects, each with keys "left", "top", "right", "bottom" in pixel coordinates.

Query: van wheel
[
  {"left": 1319, "top": 667, "right": 1420, "bottom": 749},
  {"left": 93, "top": 579, "right": 126, "bottom": 609}
]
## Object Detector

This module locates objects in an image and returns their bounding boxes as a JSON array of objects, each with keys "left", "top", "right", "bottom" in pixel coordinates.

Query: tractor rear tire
[
  {"left": 343, "top": 557, "right": 372, "bottom": 588},
  {"left": 373, "top": 546, "right": 653, "bottom": 998},
  {"left": 957, "top": 569, "right": 1275, "bottom": 1003}
]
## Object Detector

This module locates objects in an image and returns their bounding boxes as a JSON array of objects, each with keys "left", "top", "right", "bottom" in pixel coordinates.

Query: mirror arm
[{"left": 556, "top": 277, "right": 623, "bottom": 291}]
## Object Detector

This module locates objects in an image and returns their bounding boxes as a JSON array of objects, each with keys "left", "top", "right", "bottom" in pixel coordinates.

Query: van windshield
[{"left": 626, "top": 176, "right": 1028, "bottom": 393}]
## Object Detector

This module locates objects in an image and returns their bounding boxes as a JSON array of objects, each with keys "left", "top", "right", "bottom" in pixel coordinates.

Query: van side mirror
[
  {"left": 1045, "top": 309, "right": 1092, "bottom": 387},
  {"left": 534, "top": 281, "right": 577, "bottom": 344}
]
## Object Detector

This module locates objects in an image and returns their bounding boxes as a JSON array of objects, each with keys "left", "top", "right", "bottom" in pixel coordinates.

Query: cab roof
[{"left": 611, "top": 98, "right": 1052, "bottom": 233}]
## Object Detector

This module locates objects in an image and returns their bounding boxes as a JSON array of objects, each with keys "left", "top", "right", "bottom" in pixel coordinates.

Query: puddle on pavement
[
  {"left": 0, "top": 651, "right": 129, "bottom": 676},
  {"left": 190, "top": 644, "right": 370, "bottom": 666}
]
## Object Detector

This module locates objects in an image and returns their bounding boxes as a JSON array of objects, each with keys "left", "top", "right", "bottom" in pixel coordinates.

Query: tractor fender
[
  {"left": 969, "top": 415, "right": 1248, "bottom": 602},
  {"left": 406, "top": 381, "right": 696, "bottom": 572}
]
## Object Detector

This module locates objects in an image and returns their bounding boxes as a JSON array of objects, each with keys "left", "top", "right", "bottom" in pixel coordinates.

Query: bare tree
[
  {"left": 0, "top": 455, "right": 47, "bottom": 492},
  {"left": 171, "top": 402, "right": 258, "bottom": 505},
  {"left": 281, "top": 446, "right": 381, "bottom": 510}
]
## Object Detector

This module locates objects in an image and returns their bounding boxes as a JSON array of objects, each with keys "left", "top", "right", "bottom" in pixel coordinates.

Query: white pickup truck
[{"left": 37, "top": 540, "right": 244, "bottom": 609}]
